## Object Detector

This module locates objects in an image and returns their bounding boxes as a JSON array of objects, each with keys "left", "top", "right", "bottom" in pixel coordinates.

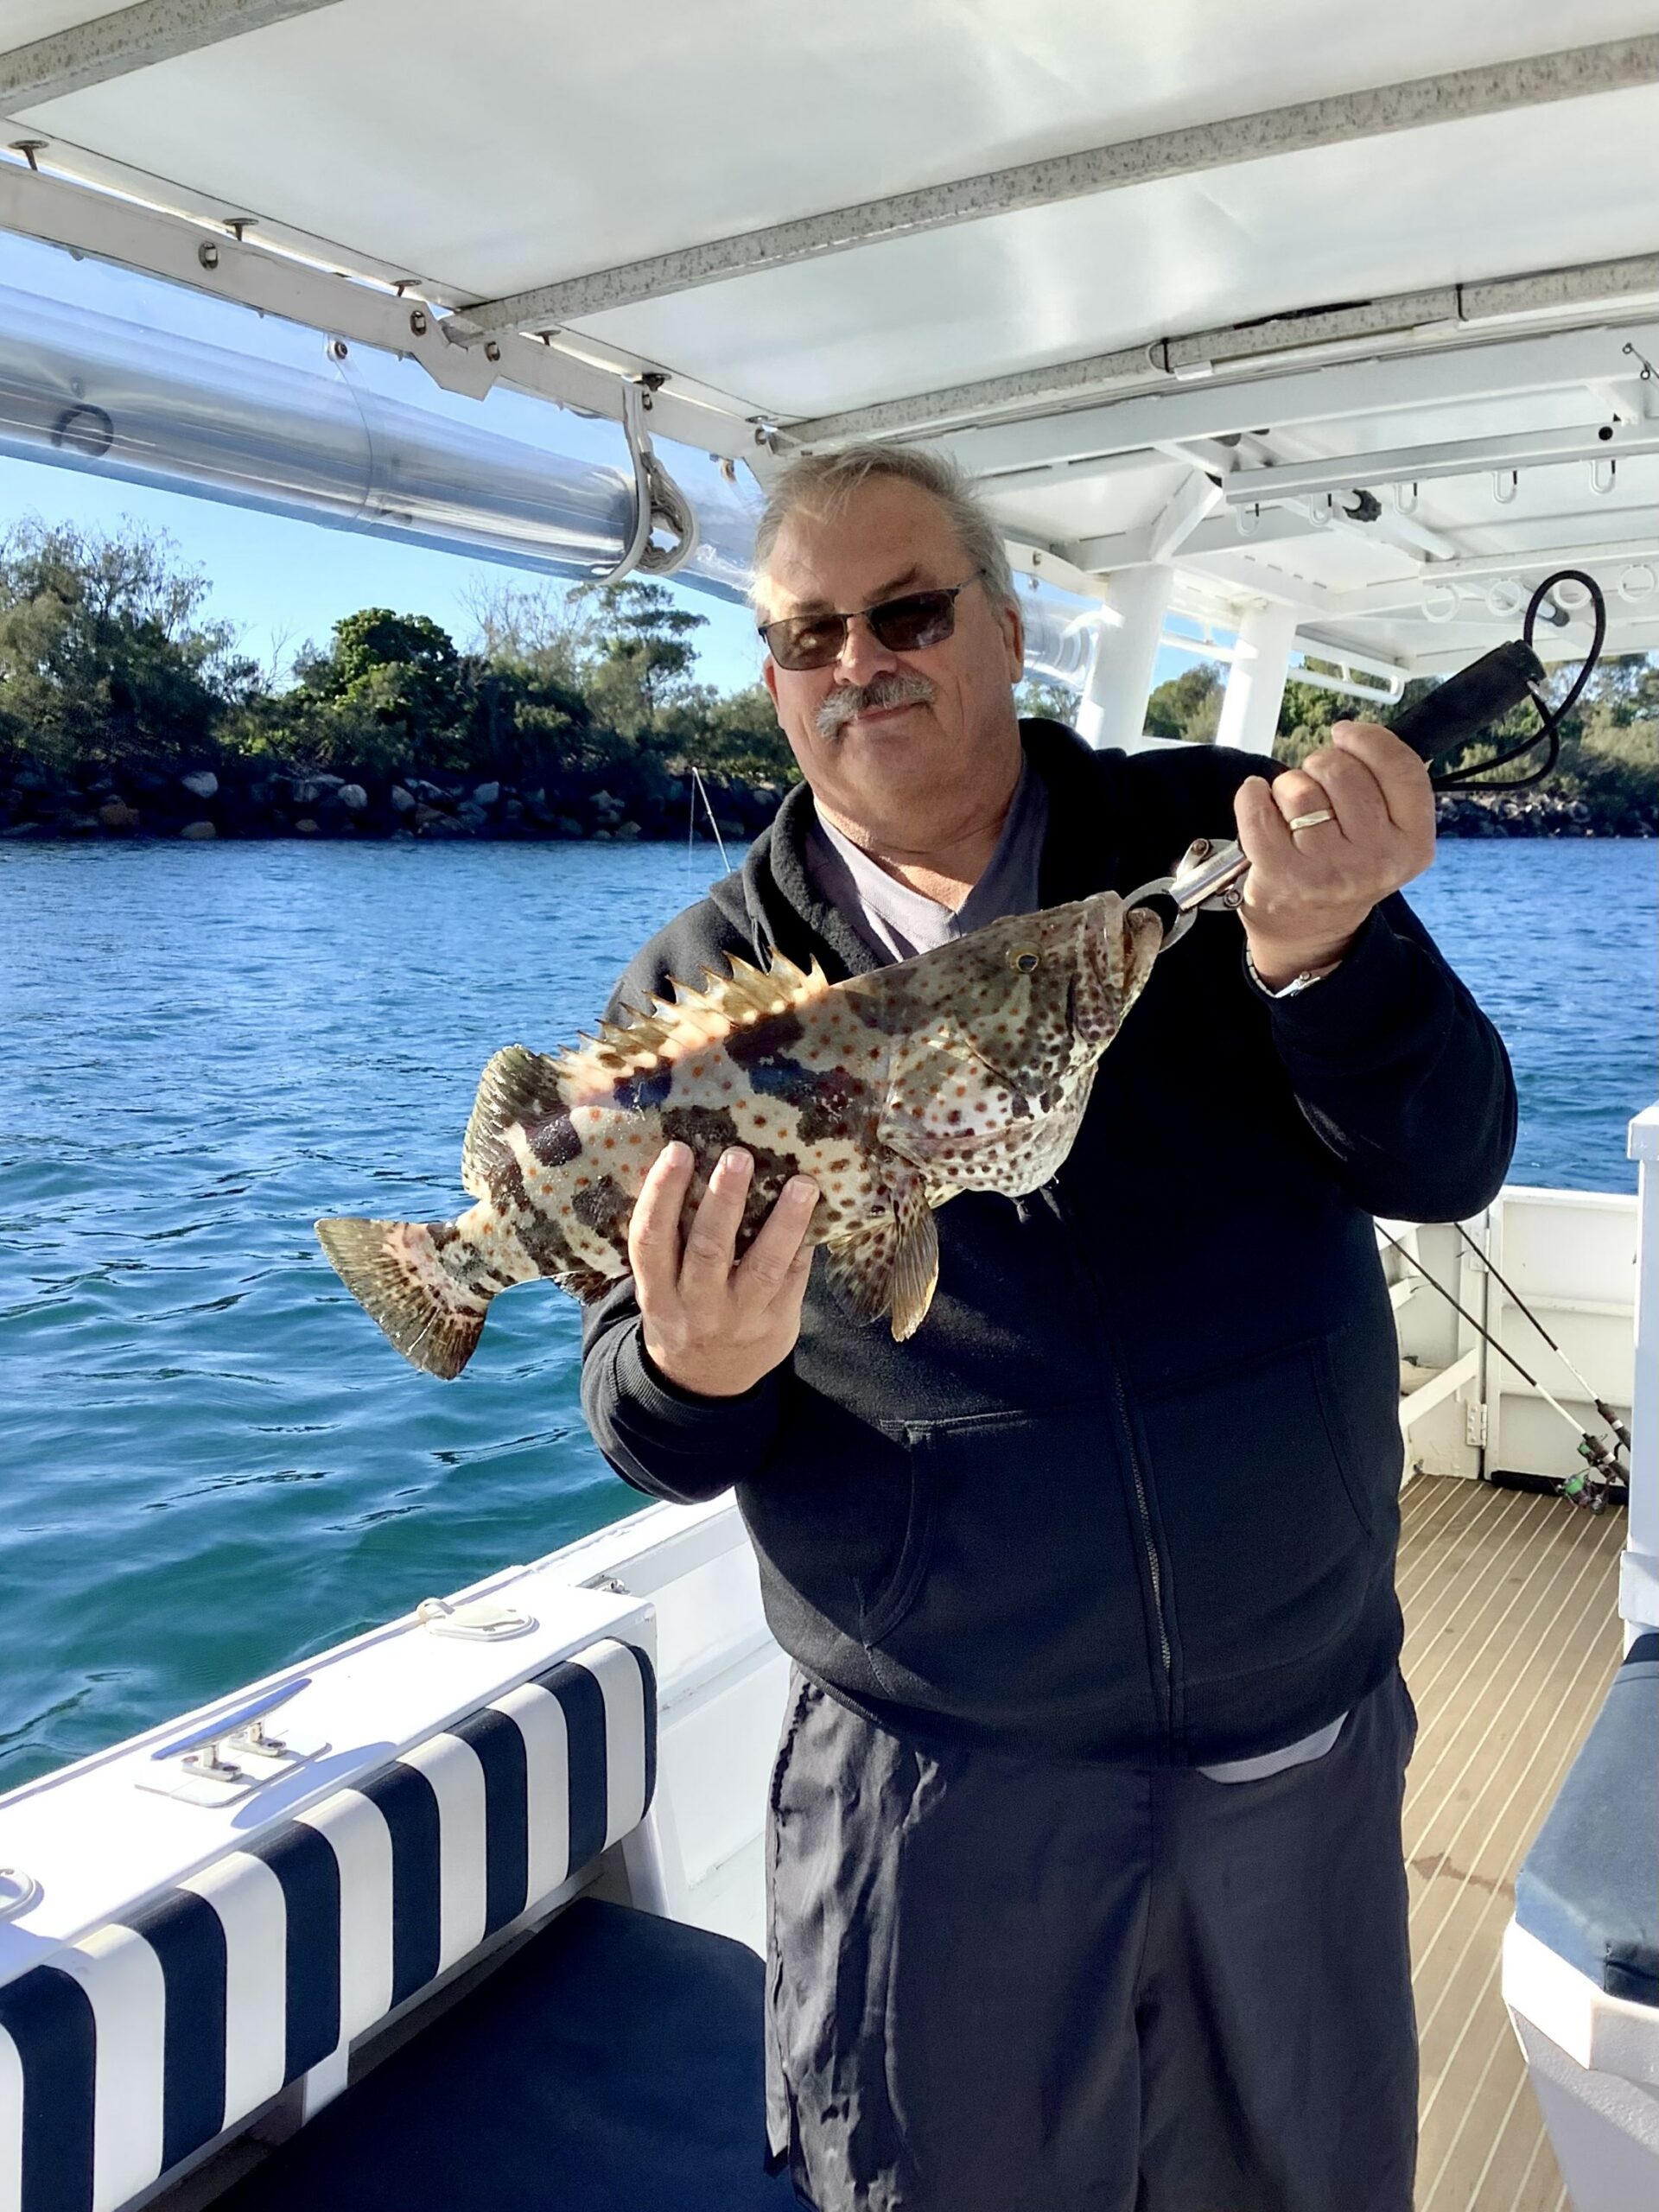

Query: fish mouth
[{"left": 1077, "top": 891, "right": 1141, "bottom": 1034}]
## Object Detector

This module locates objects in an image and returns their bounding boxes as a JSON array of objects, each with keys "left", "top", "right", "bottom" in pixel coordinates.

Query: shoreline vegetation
[{"left": 2, "top": 522, "right": 1655, "bottom": 847}]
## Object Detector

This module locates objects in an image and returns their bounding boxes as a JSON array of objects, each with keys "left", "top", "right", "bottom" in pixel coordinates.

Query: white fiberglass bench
[
  {"left": 1503, "top": 1629, "right": 1659, "bottom": 2209},
  {"left": 0, "top": 1564, "right": 794, "bottom": 2212},
  {"left": 1503, "top": 1108, "right": 1659, "bottom": 2211}
]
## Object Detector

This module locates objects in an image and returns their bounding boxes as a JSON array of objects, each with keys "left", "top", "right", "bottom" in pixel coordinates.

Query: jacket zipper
[
  {"left": 1039, "top": 1179, "right": 1174, "bottom": 1726},
  {"left": 1114, "top": 1363, "right": 1173, "bottom": 1683}
]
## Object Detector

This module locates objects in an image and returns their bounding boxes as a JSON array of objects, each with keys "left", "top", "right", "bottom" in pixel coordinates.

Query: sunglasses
[{"left": 758, "top": 571, "right": 987, "bottom": 672}]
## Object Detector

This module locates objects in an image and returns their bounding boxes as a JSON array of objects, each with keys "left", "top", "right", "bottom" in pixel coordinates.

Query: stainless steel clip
[{"left": 1122, "top": 836, "right": 1252, "bottom": 946}]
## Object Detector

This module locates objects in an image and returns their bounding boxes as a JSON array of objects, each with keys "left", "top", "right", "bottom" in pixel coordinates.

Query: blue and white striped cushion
[{"left": 0, "top": 1640, "right": 655, "bottom": 2212}]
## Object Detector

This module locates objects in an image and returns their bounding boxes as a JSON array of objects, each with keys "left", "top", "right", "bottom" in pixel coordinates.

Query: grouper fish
[{"left": 315, "top": 890, "right": 1161, "bottom": 1376}]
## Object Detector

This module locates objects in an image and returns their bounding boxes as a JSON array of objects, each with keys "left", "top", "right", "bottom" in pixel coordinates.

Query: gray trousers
[{"left": 764, "top": 1663, "right": 1419, "bottom": 2212}]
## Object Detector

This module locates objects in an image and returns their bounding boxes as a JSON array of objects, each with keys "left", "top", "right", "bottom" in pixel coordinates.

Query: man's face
[{"left": 759, "top": 476, "right": 1026, "bottom": 854}]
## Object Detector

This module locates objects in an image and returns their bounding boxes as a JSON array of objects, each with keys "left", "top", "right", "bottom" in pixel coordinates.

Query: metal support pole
[
  {"left": 1216, "top": 601, "right": 1300, "bottom": 755},
  {"left": 1075, "top": 567, "right": 1173, "bottom": 751},
  {"left": 1619, "top": 1103, "right": 1659, "bottom": 1637}
]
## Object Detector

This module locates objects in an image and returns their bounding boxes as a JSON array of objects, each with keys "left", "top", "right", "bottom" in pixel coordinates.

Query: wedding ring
[{"left": 1287, "top": 809, "right": 1335, "bottom": 831}]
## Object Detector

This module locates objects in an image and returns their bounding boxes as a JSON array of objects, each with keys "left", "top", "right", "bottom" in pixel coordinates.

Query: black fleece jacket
[{"left": 581, "top": 723, "right": 1516, "bottom": 1765}]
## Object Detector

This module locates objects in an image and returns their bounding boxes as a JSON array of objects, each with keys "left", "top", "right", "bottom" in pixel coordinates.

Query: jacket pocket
[
  {"left": 857, "top": 1437, "right": 938, "bottom": 1646},
  {"left": 863, "top": 1408, "right": 1165, "bottom": 1742},
  {"left": 1138, "top": 1336, "right": 1382, "bottom": 1688}
]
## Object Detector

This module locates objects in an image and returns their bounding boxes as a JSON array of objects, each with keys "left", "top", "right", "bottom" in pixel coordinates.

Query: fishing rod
[
  {"left": 683, "top": 763, "right": 733, "bottom": 882},
  {"left": 1380, "top": 1230, "right": 1625, "bottom": 1511},
  {"left": 1127, "top": 569, "right": 1608, "bottom": 943},
  {"left": 1452, "top": 1222, "right": 1632, "bottom": 1457}
]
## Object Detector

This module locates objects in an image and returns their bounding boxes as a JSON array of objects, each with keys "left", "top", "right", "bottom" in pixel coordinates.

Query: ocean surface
[{"left": 2, "top": 835, "right": 1655, "bottom": 1789}]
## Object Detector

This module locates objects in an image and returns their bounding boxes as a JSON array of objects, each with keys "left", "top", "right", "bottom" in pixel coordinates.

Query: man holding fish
[
  {"left": 575, "top": 443, "right": 1521, "bottom": 2212},
  {"left": 329, "top": 441, "right": 1513, "bottom": 2210},
  {"left": 574, "top": 446, "right": 1516, "bottom": 2211}
]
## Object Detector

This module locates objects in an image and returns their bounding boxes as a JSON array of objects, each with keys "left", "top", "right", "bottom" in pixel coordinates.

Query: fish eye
[{"left": 1008, "top": 947, "right": 1040, "bottom": 974}]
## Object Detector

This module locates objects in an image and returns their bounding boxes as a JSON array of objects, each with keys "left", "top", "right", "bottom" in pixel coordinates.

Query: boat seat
[
  {"left": 1515, "top": 1630, "right": 1658, "bottom": 2005},
  {"left": 0, "top": 1637, "right": 656, "bottom": 2212},
  {"left": 213, "top": 1894, "right": 796, "bottom": 2210}
]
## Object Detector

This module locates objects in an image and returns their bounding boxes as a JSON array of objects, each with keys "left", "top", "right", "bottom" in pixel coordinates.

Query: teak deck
[{"left": 1399, "top": 1473, "right": 1627, "bottom": 2212}]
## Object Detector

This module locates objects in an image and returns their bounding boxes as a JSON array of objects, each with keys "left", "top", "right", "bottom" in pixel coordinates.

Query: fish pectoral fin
[
  {"left": 823, "top": 1174, "right": 939, "bottom": 1343},
  {"left": 549, "top": 1259, "right": 615, "bottom": 1304},
  {"left": 461, "top": 1044, "right": 566, "bottom": 1199},
  {"left": 887, "top": 1179, "right": 941, "bottom": 1340}
]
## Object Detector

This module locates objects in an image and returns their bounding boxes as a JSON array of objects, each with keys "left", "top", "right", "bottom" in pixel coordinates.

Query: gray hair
[{"left": 750, "top": 442, "right": 1017, "bottom": 621}]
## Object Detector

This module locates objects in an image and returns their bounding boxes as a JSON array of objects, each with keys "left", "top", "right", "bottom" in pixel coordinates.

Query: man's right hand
[{"left": 630, "top": 1141, "right": 819, "bottom": 1398}]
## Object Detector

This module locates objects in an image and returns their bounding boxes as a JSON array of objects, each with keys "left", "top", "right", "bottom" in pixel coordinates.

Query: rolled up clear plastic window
[
  {"left": 0, "top": 279, "right": 749, "bottom": 585},
  {"left": 1019, "top": 594, "right": 1096, "bottom": 688}
]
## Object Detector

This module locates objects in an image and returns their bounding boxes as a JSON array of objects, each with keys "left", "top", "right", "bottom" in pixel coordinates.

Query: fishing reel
[
  {"left": 1126, "top": 569, "right": 1608, "bottom": 944},
  {"left": 1383, "top": 1227, "right": 1631, "bottom": 1516}
]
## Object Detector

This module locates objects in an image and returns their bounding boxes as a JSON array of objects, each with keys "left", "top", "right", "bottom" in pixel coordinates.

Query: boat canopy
[{"left": 3, "top": 3, "right": 1659, "bottom": 732}]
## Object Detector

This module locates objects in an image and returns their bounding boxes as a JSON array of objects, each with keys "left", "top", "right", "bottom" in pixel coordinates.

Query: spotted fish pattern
[{"left": 315, "top": 890, "right": 1162, "bottom": 1376}]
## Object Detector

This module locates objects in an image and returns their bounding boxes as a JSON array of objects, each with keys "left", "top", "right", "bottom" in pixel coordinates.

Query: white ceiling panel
[
  {"left": 9, "top": 0, "right": 1659, "bottom": 304},
  {"left": 983, "top": 461, "right": 1192, "bottom": 543},
  {"left": 573, "top": 90, "right": 1659, "bottom": 420}
]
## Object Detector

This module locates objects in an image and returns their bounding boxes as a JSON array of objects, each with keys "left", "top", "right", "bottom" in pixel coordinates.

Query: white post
[
  {"left": 1619, "top": 1103, "right": 1659, "bottom": 1636},
  {"left": 1216, "top": 600, "right": 1300, "bottom": 755},
  {"left": 1074, "top": 565, "right": 1174, "bottom": 751}
]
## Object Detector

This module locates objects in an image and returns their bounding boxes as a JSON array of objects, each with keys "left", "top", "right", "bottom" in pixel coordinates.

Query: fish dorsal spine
[{"left": 553, "top": 950, "right": 831, "bottom": 1102}]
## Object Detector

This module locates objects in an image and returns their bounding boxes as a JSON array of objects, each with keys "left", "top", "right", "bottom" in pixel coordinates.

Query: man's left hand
[{"left": 1234, "top": 721, "right": 1436, "bottom": 991}]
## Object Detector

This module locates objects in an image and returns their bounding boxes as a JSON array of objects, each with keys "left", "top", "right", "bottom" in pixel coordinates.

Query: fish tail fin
[{"left": 315, "top": 1216, "right": 488, "bottom": 1379}]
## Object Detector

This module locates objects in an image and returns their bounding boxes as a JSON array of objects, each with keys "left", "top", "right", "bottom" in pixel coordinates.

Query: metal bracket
[{"left": 591, "top": 378, "right": 701, "bottom": 584}]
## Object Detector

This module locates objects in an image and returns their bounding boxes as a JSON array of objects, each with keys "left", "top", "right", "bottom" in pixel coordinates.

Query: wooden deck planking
[{"left": 1398, "top": 1476, "right": 1625, "bottom": 2212}]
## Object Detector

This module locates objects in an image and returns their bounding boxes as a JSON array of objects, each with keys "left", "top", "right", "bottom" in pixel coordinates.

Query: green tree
[
  {"left": 1273, "top": 667, "right": 1350, "bottom": 764},
  {"left": 1014, "top": 677, "right": 1082, "bottom": 725},
  {"left": 566, "top": 578, "right": 708, "bottom": 733},
  {"left": 0, "top": 519, "right": 251, "bottom": 771},
  {"left": 314, "top": 607, "right": 459, "bottom": 724},
  {"left": 462, "top": 578, "right": 587, "bottom": 689},
  {"left": 1145, "top": 662, "right": 1224, "bottom": 744},
  {"left": 258, "top": 607, "right": 466, "bottom": 777},
  {"left": 658, "top": 681, "right": 798, "bottom": 786},
  {"left": 1579, "top": 651, "right": 1659, "bottom": 728}
]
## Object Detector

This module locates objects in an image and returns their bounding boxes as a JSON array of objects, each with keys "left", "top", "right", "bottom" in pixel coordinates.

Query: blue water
[{"left": 1, "top": 837, "right": 1655, "bottom": 1789}]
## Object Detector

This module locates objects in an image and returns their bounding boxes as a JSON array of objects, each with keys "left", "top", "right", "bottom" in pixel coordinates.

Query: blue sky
[{"left": 0, "top": 226, "right": 1205, "bottom": 702}]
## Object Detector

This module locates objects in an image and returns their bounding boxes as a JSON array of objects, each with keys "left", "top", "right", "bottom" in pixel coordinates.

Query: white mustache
[{"left": 815, "top": 672, "right": 936, "bottom": 741}]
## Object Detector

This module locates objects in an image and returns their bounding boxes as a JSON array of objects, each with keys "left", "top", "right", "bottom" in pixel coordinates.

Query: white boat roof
[{"left": 5, "top": 2, "right": 1659, "bottom": 669}]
